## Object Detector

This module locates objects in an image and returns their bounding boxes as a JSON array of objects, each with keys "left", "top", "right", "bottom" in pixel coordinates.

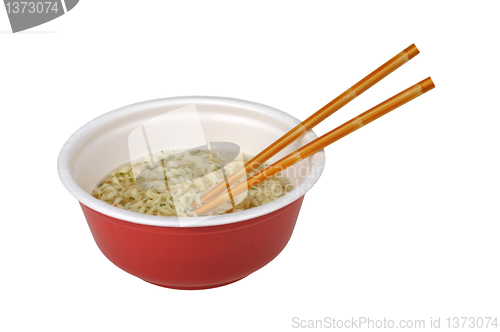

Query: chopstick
[
  {"left": 197, "top": 44, "right": 420, "bottom": 205},
  {"left": 194, "top": 77, "right": 435, "bottom": 215}
]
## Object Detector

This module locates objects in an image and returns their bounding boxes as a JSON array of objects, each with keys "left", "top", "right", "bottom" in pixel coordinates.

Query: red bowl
[{"left": 58, "top": 97, "right": 325, "bottom": 289}]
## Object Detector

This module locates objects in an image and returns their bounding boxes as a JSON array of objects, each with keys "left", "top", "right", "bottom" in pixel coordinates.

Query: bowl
[{"left": 58, "top": 96, "right": 325, "bottom": 289}]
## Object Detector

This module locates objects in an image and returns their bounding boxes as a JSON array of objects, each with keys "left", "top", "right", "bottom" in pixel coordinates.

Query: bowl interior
[{"left": 59, "top": 97, "right": 325, "bottom": 227}]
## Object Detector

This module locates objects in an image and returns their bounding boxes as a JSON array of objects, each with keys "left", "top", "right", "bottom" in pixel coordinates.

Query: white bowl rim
[{"left": 58, "top": 96, "right": 325, "bottom": 227}]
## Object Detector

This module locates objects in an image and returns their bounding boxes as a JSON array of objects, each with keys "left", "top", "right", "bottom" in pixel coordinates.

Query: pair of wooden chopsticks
[{"left": 194, "top": 44, "right": 434, "bottom": 215}]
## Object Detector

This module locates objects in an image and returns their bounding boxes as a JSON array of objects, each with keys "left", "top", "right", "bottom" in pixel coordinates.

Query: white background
[{"left": 1, "top": 1, "right": 499, "bottom": 331}]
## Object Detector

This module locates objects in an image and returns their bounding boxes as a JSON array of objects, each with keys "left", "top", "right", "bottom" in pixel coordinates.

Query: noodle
[{"left": 92, "top": 149, "right": 292, "bottom": 217}]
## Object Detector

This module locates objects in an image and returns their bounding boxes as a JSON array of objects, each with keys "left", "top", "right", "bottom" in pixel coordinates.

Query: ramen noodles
[{"left": 91, "top": 149, "right": 293, "bottom": 217}]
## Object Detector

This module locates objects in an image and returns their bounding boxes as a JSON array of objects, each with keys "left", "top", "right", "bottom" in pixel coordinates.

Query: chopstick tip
[
  {"left": 420, "top": 77, "right": 435, "bottom": 93},
  {"left": 405, "top": 44, "right": 420, "bottom": 59}
]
